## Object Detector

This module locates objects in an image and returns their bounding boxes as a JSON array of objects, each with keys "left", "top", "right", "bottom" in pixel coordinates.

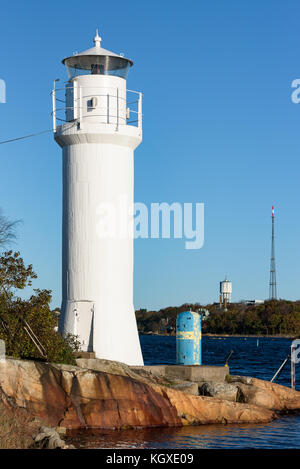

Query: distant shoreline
[
  {"left": 204, "top": 334, "right": 297, "bottom": 339},
  {"left": 140, "top": 332, "right": 298, "bottom": 339}
]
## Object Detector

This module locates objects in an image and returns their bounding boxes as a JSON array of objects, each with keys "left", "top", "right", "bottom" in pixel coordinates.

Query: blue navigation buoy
[{"left": 176, "top": 311, "right": 202, "bottom": 365}]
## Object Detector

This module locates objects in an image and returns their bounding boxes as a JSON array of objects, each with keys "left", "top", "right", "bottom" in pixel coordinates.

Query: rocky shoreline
[{"left": 0, "top": 357, "right": 300, "bottom": 448}]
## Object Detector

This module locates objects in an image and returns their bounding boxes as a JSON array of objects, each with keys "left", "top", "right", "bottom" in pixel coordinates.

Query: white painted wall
[
  {"left": 55, "top": 73, "right": 144, "bottom": 365},
  {"left": 66, "top": 75, "right": 127, "bottom": 125}
]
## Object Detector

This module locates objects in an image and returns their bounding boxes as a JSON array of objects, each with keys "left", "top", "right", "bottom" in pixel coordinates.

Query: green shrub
[{"left": 0, "top": 251, "right": 80, "bottom": 365}]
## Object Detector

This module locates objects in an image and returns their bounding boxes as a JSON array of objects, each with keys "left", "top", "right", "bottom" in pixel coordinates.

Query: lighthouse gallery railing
[{"left": 51, "top": 85, "right": 143, "bottom": 133}]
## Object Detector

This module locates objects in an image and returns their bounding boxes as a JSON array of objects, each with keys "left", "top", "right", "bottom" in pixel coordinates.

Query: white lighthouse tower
[{"left": 52, "top": 31, "right": 144, "bottom": 365}]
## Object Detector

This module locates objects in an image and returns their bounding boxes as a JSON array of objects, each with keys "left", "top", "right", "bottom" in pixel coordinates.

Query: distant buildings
[{"left": 240, "top": 299, "right": 264, "bottom": 306}]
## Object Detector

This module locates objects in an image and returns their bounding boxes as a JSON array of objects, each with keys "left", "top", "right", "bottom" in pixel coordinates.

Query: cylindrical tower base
[{"left": 55, "top": 121, "right": 143, "bottom": 366}]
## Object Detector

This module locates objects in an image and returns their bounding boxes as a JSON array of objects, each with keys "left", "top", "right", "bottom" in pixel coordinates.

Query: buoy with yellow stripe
[{"left": 176, "top": 311, "right": 202, "bottom": 365}]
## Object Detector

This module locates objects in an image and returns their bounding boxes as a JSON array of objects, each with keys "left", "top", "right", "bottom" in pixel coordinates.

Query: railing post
[
  {"left": 138, "top": 92, "right": 142, "bottom": 130},
  {"left": 107, "top": 93, "right": 109, "bottom": 124},
  {"left": 52, "top": 89, "right": 56, "bottom": 132},
  {"left": 79, "top": 86, "right": 82, "bottom": 124},
  {"left": 116, "top": 88, "right": 119, "bottom": 130},
  {"left": 291, "top": 342, "right": 296, "bottom": 389},
  {"left": 271, "top": 354, "right": 290, "bottom": 382},
  {"left": 73, "top": 81, "right": 77, "bottom": 120}
]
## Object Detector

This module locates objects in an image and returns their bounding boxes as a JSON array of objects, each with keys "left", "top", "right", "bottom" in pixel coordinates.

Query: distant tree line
[
  {"left": 136, "top": 300, "right": 300, "bottom": 337},
  {"left": 136, "top": 303, "right": 202, "bottom": 335}
]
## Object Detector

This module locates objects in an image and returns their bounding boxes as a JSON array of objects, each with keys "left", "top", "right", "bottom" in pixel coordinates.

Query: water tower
[
  {"left": 220, "top": 278, "right": 232, "bottom": 309},
  {"left": 52, "top": 31, "right": 144, "bottom": 365}
]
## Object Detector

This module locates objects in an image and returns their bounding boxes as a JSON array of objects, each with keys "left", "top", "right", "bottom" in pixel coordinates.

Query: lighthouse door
[{"left": 73, "top": 300, "right": 94, "bottom": 352}]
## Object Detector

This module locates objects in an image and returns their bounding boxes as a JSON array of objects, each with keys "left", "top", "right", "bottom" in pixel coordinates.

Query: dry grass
[{"left": 0, "top": 394, "right": 41, "bottom": 449}]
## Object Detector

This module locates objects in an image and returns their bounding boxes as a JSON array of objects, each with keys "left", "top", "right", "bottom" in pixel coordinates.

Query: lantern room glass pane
[{"left": 64, "top": 55, "right": 131, "bottom": 80}]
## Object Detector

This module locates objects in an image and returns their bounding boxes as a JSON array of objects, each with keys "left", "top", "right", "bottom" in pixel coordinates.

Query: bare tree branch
[{"left": 0, "top": 208, "right": 21, "bottom": 247}]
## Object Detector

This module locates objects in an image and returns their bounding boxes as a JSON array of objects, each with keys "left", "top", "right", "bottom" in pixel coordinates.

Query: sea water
[{"left": 70, "top": 336, "right": 300, "bottom": 449}]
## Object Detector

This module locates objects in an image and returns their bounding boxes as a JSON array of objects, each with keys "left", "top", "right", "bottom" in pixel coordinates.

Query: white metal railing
[{"left": 51, "top": 83, "right": 143, "bottom": 133}]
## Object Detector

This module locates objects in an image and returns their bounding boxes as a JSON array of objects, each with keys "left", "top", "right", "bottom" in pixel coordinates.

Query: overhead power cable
[
  {"left": 0, "top": 129, "right": 53, "bottom": 145},
  {"left": 0, "top": 121, "right": 78, "bottom": 145}
]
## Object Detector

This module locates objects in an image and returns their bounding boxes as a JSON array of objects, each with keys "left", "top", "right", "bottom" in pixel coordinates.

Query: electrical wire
[
  {"left": 0, "top": 129, "right": 53, "bottom": 145},
  {"left": 0, "top": 122, "right": 78, "bottom": 145}
]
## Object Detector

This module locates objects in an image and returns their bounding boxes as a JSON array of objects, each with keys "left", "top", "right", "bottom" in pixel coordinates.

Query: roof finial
[{"left": 94, "top": 29, "right": 102, "bottom": 48}]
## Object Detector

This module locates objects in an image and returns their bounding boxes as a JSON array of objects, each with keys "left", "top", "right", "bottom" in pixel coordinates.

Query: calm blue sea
[
  {"left": 141, "top": 335, "right": 299, "bottom": 390},
  {"left": 73, "top": 336, "right": 300, "bottom": 449}
]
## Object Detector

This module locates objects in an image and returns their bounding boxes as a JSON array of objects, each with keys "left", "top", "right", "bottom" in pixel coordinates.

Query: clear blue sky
[{"left": 0, "top": 0, "right": 299, "bottom": 310}]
